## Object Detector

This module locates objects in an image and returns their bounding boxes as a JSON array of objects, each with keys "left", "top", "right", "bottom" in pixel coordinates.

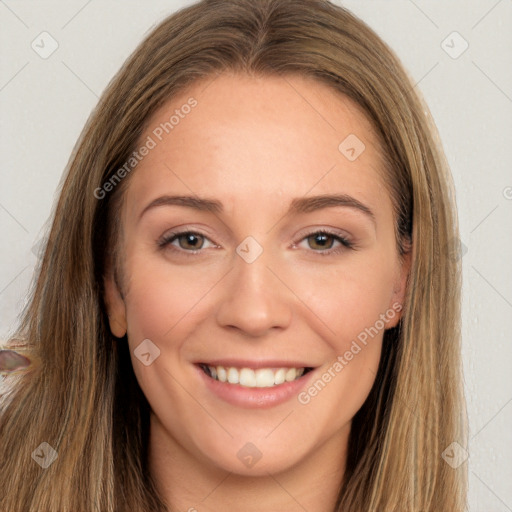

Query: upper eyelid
[
  {"left": 159, "top": 230, "right": 217, "bottom": 246},
  {"left": 294, "top": 226, "right": 352, "bottom": 242}
]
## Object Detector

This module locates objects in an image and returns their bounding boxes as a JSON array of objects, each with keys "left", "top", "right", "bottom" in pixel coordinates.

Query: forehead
[{"left": 124, "top": 72, "right": 390, "bottom": 219}]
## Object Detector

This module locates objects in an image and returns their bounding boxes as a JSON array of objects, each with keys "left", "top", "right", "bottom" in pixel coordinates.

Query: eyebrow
[{"left": 139, "top": 193, "right": 376, "bottom": 225}]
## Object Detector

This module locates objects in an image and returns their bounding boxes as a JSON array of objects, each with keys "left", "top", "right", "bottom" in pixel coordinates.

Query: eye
[
  {"left": 158, "top": 230, "right": 217, "bottom": 253},
  {"left": 157, "top": 229, "right": 354, "bottom": 256},
  {"left": 296, "top": 230, "right": 354, "bottom": 255}
]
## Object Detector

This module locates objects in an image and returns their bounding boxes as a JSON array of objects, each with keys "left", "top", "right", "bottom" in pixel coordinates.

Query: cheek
[
  {"left": 122, "top": 242, "right": 397, "bottom": 362},
  {"left": 290, "top": 261, "right": 392, "bottom": 432},
  {"left": 122, "top": 250, "right": 223, "bottom": 342},
  {"left": 288, "top": 256, "right": 397, "bottom": 354},
  {"left": 121, "top": 253, "right": 221, "bottom": 412}
]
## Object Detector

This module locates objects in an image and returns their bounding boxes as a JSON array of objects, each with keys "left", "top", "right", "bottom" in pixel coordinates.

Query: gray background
[{"left": 1, "top": 1, "right": 511, "bottom": 510}]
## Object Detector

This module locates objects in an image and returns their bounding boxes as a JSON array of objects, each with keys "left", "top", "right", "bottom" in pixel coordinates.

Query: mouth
[{"left": 197, "top": 363, "right": 314, "bottom": 388}]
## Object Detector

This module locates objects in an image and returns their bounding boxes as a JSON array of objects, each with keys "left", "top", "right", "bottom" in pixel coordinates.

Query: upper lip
[{"left": 195, "top": 359, "right": 316, "bottom": 369}]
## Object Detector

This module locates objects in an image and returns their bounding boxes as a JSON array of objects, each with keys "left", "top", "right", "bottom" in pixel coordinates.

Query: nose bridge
[
  {"left": 235, "top": 237, "right": 273, "bottom": 295},
  {"left": 214, "top": 235, "right": 292, "bottom": 336}
]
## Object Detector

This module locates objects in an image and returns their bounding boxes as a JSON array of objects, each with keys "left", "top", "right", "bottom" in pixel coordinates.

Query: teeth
[
  {"left": 204, "top": 365, "right": 308, "bottom": 388},
  {"left": 227, "top": 367, "right": 239, "bottom": 384},
  {"left": 239, "top": 368, "right": 256, "bottom": 387},
  {"left": 285, "top": 368, "right": 297, "bottom": 382},
  {"left": 217, "top": 366, "right": 227, "bottom": 382},
  {"left": 255, "top": 368, "right": 275, "bottom": 387},
  {"left": 274, "top": 368, "right": 286, "bottom": 385}
]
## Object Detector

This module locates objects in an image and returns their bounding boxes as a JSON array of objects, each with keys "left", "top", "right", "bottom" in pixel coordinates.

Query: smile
[{"left": 198, "top": 363, "right": 314, "bottom": 388}]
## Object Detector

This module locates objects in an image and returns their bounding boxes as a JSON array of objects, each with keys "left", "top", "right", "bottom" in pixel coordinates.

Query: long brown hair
[{"left": 0, "top": 1, "right": 467, "bottom": 510}]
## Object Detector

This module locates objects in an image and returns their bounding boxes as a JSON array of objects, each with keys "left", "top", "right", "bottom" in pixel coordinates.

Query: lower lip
[{"left": 195, "top": 365, "right": 316, "bottom": 409}]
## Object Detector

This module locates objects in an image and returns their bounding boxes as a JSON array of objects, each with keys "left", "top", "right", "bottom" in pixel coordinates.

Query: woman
[{"left": 0, "top": 0, "right": 467, "bottom": 510}]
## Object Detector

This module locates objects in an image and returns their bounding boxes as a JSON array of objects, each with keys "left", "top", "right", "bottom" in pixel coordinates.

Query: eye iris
[
  {"left": 179, "top": 233, "right": 203, "bottom": 250},
  {"left": 308, "top": 233, "right": 333, "bottom": 250}
]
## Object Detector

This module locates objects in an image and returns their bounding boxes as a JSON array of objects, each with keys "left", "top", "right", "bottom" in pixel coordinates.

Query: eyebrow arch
[{"left": 139, "top": 193, "right": 376, "bottom": 225}]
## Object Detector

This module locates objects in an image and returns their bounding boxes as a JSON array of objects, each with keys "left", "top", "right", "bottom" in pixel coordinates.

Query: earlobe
[{"left": 103, "top": 273, "right": 127, "bottom": 338}]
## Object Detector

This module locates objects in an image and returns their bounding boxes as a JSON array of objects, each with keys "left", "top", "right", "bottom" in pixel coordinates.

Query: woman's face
[{"left": 105, "top": 73, "right": 410, "bottom": 477}]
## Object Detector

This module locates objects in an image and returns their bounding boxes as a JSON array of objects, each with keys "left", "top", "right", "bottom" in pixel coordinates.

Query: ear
[
  {"left": 103, "top": 271, "right": 127, "bottom": 338},
  {"left": 386, "top": 249, "right": 412, "bottom": 328}
]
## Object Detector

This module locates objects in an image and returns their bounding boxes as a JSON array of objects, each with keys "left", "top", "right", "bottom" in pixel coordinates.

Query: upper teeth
[{"left": 205, "top": 365, "right": 305, "bottom": 388}]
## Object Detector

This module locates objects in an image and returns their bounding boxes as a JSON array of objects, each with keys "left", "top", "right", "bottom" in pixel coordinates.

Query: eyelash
[{"left": 157, "top": 229, "right": 354, "bottom": 256}]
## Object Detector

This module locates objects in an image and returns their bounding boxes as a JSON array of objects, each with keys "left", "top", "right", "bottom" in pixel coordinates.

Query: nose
[{"left": 215, "top": 247, "right": 293, "bottom": 337}]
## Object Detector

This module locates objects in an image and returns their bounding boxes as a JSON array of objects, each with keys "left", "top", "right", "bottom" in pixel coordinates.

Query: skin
[{"left": 104, "top": 73, "right": 411, "bottom": 512}]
